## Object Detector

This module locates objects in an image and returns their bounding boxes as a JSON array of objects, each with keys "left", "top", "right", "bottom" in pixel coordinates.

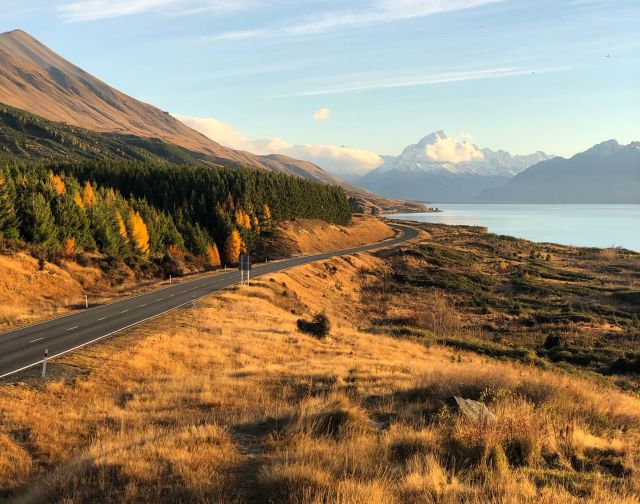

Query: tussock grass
[{"left": 1, "top": 249, "right": 639, "bottom": 503}]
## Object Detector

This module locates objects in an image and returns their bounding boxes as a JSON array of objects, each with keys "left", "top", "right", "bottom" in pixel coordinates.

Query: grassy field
[
  {"left": 0, "top": 223, "right": 639, "bottom": 503},
  {"left": 369, "top": 222, "right": 640, "bottom": 392}
]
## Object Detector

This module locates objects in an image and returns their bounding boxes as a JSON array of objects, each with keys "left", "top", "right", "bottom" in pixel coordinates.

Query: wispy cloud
[
  {"left": 284, "top": 66, "right": 567, "bottom": 97},
  {"left": 58, "top": 0, "right": 252, "bottom": 22},
  {"left": 203, "top": 0, "right": 503, "bottom": 41}
]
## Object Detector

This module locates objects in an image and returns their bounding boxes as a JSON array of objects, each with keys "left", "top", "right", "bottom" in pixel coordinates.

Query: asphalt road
[{"left": 0, "top": 223, "right": 418, "bottom": 379}]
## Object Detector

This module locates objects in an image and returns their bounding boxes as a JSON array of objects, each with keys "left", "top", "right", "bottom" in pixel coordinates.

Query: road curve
[{"left": 0, "top": 223, "right": 418, "bottom": 379}]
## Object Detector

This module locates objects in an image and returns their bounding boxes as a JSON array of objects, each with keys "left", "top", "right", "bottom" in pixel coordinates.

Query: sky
[{"left": 1, "top": 0, "right": 639, "bottom": 176}]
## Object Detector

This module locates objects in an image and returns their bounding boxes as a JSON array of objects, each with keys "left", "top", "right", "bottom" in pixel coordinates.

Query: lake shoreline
[{"left": 387, "top": 203, "right": 640, "bottom": 252}]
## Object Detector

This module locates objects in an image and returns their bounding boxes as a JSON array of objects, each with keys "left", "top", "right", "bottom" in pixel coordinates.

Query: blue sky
[{"left": 2, "top": 0, "right": 639, "bottom": 175}]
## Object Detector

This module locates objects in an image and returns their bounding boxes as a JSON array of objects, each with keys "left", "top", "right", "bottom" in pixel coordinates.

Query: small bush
[{"left": 297, "top": 312, "right": 331, "bottom": 339}]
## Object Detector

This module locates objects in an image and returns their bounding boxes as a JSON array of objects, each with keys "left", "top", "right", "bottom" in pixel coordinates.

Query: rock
[{"left": 453, "top": 396, "right": 497, "bottom": 425}]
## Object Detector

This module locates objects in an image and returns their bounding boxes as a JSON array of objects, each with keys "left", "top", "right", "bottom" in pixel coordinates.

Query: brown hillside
[{"left": 0, "top": 29, "right": 340, "bottom": 184}]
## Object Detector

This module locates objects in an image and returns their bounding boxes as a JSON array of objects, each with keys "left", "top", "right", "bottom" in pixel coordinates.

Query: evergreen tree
[
  {"left": 26, "top": 193, "right": 58, "bottom": 248},
  {"left": 0, "top": 174, "right": 19, "bottom": 240}
]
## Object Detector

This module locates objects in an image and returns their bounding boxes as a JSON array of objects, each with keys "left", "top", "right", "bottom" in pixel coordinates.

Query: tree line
[{"left": 0, "top": 161, "right": 352, "bottom": 266}]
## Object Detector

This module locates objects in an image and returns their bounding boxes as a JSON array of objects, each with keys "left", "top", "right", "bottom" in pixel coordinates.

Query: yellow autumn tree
[
  {"left": 49, "top": 173, "right": 65, "bottom": 195},
  {"left": 73, "top": 192, "right": 84, "bottom": 208},
  {"left": 116, "top": 210, "right": 129, "bottom": 243},
  {"left": 82, "top": 181, "right": 96, "bottom": 207},
  {"left": 206, "top": 243, "right": 221, "bottom": 268},
  {"left": 224, "top": 229, "right": 242, "bottom": 265},
  {"left": 263, "top": 203, "right": 272, "bottom": 222},
  {"left": 63, "top": 237, "right": 76, "bottom": 256},
  {"left": 128, "top": 209, "right": 150, "bottom": 257},
  {"left": 105, "top": 188, "right": 117, "bottom": 207}
]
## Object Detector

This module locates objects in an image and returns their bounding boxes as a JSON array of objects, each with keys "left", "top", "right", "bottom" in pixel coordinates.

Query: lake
[{"left": 388, "top": 204, "right": 640, "bottom": 251}]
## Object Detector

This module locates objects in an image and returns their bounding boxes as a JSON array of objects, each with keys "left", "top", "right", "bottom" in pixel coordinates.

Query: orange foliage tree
[
  {"left": 128, "top": 209, "right": 150, "bottom": 257},
  {"left": 168, "top": 244, "right": 185, "bottom": 260},
  {"left": 49, "top": 173, "right": 66, "bottom": 195},
  {"left": 224, "top": 229, "right": 243, "bottom": 265},
  {"left": 206, "top": 243, "right": 221, "bottom": 268},
  {"left": 82, "top": 181, "right": 96, "bottom": 207},
  {"left": 115, "top": 210, "right": 129, "bottom": 243},
  {"left": 263, "top": 203, "right": 272, "bottom": 222},
  {"left": 73, "top": 192, "right": 84, "bottom": 208},
  {"left": 63, "top": 237, "right": 76, "bottom": 256}
]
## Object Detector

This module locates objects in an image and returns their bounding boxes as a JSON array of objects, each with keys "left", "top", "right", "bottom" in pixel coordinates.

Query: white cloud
[
  {"left": 424, "top": 133, "right": 484, "bottom": 163},
  {"left": 210, "top": 0, "right": 502, "bottom": 40},
  {"left": 171, "top": 113, "right": 248, "bottom": 148},
  {"left": 172, "top": 113, "right": 382, "bottom": 177},
  {"left": 59, "top": 0, "right": 252, "bottom": 22},
  {"left": 312, "top": 108, "right": 331, "bottom": 122}
]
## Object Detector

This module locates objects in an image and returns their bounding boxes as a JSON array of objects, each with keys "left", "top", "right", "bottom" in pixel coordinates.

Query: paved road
[{"left": 0, "top": 223, "right": 418, "bottom": 379}]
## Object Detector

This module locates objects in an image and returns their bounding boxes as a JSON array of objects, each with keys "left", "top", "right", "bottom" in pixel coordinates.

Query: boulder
[{"left": 453, "top": 396, "right": 497, "bottom": 425}]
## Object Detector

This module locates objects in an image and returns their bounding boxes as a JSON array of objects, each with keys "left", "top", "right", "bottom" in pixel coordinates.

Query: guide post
[{"left": 239, "top": 254, "right": 252, "bottom": 286}]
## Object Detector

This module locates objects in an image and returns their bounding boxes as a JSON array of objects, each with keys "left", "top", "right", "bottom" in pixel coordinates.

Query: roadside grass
[{"left": 0, "top": 247, "right": 639, "bottom": 502}]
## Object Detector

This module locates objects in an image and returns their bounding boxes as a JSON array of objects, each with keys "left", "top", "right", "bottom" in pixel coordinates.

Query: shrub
[{"left": 297, "top": 312, "right": 331, "bottom": 339}]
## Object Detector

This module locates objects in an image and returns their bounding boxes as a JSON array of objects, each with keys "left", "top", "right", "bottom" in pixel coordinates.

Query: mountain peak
[
  {"left": 417, "top": 130, "right": 449, "bottom": 146},
  {"left": 583, "top": 139, "right": 621, "bottom": 157}
]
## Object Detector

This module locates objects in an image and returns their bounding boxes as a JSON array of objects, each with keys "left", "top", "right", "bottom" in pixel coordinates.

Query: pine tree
[
  {"left": 52, "top": 195, "right": 93, "bottom": 249},
  {"left": 224, "top": 229, "right": 242, "bottom": 265},
  {"left": 206, "top": 242, "right": 221, "bottom": 268},
  {"left": 27, "top": 193, "right": 58, "bottom": 248},
  {"left": 128, "top": 208, "right": 150, "bottom": 257},
  {"left": 0, "top": 175, "right": 19, "bottom": 240}
]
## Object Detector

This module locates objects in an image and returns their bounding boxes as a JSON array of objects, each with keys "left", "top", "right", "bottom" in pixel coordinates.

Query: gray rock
[{"left": 453, "top": 396, "right": 497, "bottom": 425}]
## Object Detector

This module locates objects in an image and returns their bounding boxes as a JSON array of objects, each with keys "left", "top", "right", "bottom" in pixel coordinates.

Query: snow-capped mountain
[
  {"left": 356, "top": 131, "right": 554, "bottom": 202},
  {"left": 478, "top": 140, "right": 640, "bottom": 203}
]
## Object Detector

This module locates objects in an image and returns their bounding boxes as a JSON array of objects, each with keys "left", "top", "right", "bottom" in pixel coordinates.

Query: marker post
[{"left": 42, "top": 349, "right": 48, "bottom": 378}]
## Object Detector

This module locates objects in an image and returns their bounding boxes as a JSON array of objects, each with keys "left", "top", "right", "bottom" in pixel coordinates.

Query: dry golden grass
[
  {"left": 278, "top": 215, "right": 394, "bottom": 254},
  {"left": 1, "top": 251, "right": 639, "bottom": 503}
]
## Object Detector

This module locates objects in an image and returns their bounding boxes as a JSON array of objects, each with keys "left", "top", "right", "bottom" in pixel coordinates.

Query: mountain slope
[
  {"left": 0, "top": 102, "right": 219, "bottom": 165},
  {"left": 356, "top": 132, "right": 553, "bottom": 202},
  {"left": 478, "top": 140, "right": 640, "bottom": 203},
  {"left": 0, "top": 29, "right": 339, "bottom": 184}
]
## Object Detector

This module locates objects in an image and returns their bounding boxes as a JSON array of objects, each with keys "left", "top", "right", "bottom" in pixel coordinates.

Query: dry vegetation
[
  {"left": 254, "top": 215, "right": 394, "bottom": 260},
  {"left": 372, "top": 222, "right": 640, "bottom": 391},
  {"left": 1, "top": 232, "right": 639, "bottom": 503}
]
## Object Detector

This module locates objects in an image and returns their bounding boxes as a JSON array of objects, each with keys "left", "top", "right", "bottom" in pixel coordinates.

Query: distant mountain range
[
  {"left": 355, "top": 132, "right": 553, "bottom": 202},
  {"left": 0, "top": 29, "right": 341, "bottom": 185},
  {"left": 479, "top": 140, "right": 640, "bottom": 203}
]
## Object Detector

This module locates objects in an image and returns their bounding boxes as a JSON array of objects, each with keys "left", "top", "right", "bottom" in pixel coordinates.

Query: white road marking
[
  {"left": 29, "top": 337, "right": 44, "bottom": 343},
  {"left": 97, "top": 317, "right": 106, "bottom": 321},
  {"left": 140, "top": 304, "right": 146, "bottom": 307},
  {"left": 121, "top": 310, "right": 129, "bottom": 313},
  {"left": 67, "top": 326, "right": 79, "bottom": 331}
]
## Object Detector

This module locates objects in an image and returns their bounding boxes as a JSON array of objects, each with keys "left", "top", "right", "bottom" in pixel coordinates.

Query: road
[{"left": 0, "top": 223, "right": 418, "bottom": 379}]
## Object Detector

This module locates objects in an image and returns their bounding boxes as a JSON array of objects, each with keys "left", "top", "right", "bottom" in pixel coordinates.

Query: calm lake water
[{"left": 389, "top": 204, "right": 640, "bottom": 251}]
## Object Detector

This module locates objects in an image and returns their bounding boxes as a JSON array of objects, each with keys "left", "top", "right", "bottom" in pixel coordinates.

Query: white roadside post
[
  {"left": 169, "top": 275, "right": 172, "bottom": 285},
  {"left": 84, "top": 294, "right": 88, "bottom": 309},
  {"left": 42, "top": 349, "right": 48, "bottom": 378}
]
